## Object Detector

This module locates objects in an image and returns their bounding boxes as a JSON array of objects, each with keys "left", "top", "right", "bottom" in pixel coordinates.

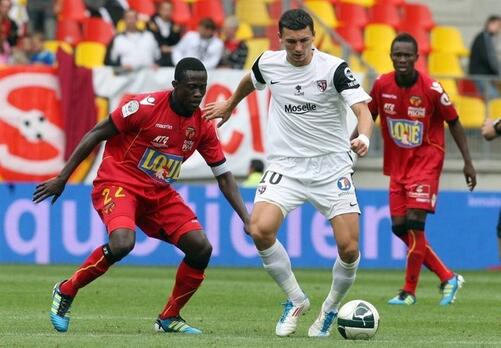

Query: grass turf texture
[{"left": 1, "top": 265, "right": 500, "bottom": 347}]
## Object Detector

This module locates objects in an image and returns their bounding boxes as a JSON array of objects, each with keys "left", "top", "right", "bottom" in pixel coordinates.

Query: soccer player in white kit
[{"left": 204, "top": 9, "right": 374, "bottom": 337}]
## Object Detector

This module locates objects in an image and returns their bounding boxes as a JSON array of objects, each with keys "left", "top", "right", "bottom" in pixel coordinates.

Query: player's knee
[
  {"left": 109, "top": 230, "right": 135, "bottom": 260},
  {"left": 185, "top": 240, "right": 212, "bottom": 269},
  {"left": 338, "top": 246, "right": 359, "bottom": 264},
  {"left": 248, "top": 222, "right": 273, "bottom": 245},
  {"left": 391, "top": 224, "right": 407, "bottom": 237}
]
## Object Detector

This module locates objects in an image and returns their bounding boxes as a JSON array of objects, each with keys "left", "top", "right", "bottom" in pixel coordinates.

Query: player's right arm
[
  {"left": 203, "top": 72, "right": 255, "bottom": 127},
  {"left": 33, "top": 117, "right": 118, "bottom": 204}
]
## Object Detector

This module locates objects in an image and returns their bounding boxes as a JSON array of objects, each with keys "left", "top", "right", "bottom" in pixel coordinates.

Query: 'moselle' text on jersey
[
  {"left": 250, "top": 49, "right": 371, "bottom": 160},
  {"left": 369, "top": 72, "right": 458, "bottom": 180},
  {"left": 94, "top": 91, "right": 226, "bottom": 189}
]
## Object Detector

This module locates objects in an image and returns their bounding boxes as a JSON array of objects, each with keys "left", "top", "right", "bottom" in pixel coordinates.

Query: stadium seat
[
  {"left": 244, "top": 38, "right": 270, "bottom": 69},
  {"left": 457, "top": 79, "right": 482, "bottom": 98},
  {"left": 428, "top": 52, "right": 463, "bottom": 78},
  {"left": 128, "top": 0, "right": 155, "bottom": 17},
  {"left": 190, "top": 0, "right": 225, "bottom": 30},
  {"left": 268, "top": 0, "right": 301, "bottom": 19},
  {"left": 82, "top": 18, "right": 114, "bottom": 45},
  {"left": 455, "top": 96, "right": 486, "bottom": 128},
  {"left": 368, "top": 3, "right": 400, "bottom": 28},
  {"left": 236, "top": 1, "right": 272, "bottom": 27},
  {"left": 431, "top": 26, "right": 469, "bottom": 57},
  {"left": 437, "top": 78, "right": 459, "bottom": 100},
  {"left": 401, "top": 3, "right": 434, "bottom": 31},
  {"left": 398, "top": 23, "right": 430, "bottom": 55},
  {"left": 43, "top": 40, "right": 73, "bottom": 55},
  {"left": 116, "top": 19, "right": 146, "bottom": 32},
  {"left": 375, "top": 0, "right": 405, "bottom": 5},
  {"left": 339, "top": 0, "right": 375, "bottom": 7},
  {"left": 171, "top": 0, "right": 191, "bottom": 26},
  {"left": 362, "top": 49, "right": 393, "bottom": 73},
  {"left": 75, "top": 42, "right": 107, "bottom": 68},
  {"left": 59, "top": 0, "right": 86, "bottom": 21},
  {"left": 348, "top": 54, "right": 368, "bottom": 74},
  {"left": 319, "top": 33, "right": 343, "bottom": 57},
  {"left": 336, "top": 2, "right": 368, "bottom": 28},
  {"left": 488, "top": 98, "right": 501, "bottom": 119},
  {"left": 364, "top": 24, "right": 396, "bottom": 51},
  {"left": 265, "top": 25, "right": 281, "bottom": 50},
  {"left": 415, "top": 54, "right": 428, "bottom": 73},
  {"left": 236, "top": 22, "right": 254, "bottom": 41},
  {"left": 304, "top": 0, "right": 339, "bottom": 28},
  {"left": 56, "top": 19, "right": 82, "bottom": 45},
  {"left": 336, "top": 25, "right": 364, "bottom": 53}
]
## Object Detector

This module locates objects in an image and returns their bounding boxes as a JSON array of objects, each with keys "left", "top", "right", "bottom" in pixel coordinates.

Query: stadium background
[{"left": 1, "top": 0, "right": 500, "bottom": 270}]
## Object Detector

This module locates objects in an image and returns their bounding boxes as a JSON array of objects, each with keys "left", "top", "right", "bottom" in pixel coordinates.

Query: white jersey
[{"left": 250, "top": 49, "right": 371, "bottom": 161}]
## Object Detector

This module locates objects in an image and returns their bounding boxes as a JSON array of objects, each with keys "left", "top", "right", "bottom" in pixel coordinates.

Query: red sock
[
  {"left": 60, "top": 245, "right": 112, "bottom": 297},
  {"left": 402, "top": 230, "right": 426, "bottom": 295},
  {"left": 399, "top": 234, "right": 453, "bottom": 283},
  {"left": 159, "top": 261, "right": 205, "bottom": 319}
]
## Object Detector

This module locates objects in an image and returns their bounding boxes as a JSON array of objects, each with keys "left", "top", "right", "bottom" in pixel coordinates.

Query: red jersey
[
  {"left": 94, "top": 91, "right": 225, "bottom": 189},
  {"left": 368, "top": 72, "right": 458, "bottom": 180}
]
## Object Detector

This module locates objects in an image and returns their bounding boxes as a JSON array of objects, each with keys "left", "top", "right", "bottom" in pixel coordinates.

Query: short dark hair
[
  {"left": 199, "top": 17, "right": 217, "bottom": 30},
  {"left": 391, "top": 32, "right": 418, "bottom": 54},
  {"left": 250, "top": 159, "right": 264, "bottom": 173},
  {"left": 279, "top": 9, "right": 314, "bottom": 34},
  {"left": 174, "top": 57, "right": 207, "bottom": 81}
]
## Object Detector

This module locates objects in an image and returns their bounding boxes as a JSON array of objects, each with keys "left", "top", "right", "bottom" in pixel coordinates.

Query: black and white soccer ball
[{"left": 337, "top": 299, "right": 379, "bottom": 340}]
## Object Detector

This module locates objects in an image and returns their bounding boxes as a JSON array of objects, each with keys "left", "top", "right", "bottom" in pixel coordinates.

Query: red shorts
[
  {"left": 389, "top": 176, "right": 439, "bottom": 216},
  {"left": 91, "top": 183, "right": 203, "bottom": 245}
]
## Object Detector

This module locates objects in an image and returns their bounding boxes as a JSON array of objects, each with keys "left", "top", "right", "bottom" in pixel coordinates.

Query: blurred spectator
[
  {"left": 85, "top": 0, "right": 127, "bottom": 25},
  {"left": 242, "top": 159, "right": 264, "bottom": 188},
  {"left": 0, "top": 0, "right": 18, "bottom": 47},
  {"left": 171, "top": 18, "right": 223, "bottom": 69},
  {"left": 218, "top": 15, "right": 248, "bottom": 69},
  {"left": 468, "top": 15, "right": 501, "bottom": 99},
  {"left": 10, "top": 32, "right": 30, "bottom": 64},
  {"left": 105, "top": 9, "right": 160, "bottom": 72},
  {"left": 146, "top": 1, "right": 181, "bottom": 67},
  {"left": 9, "top": 0, "right": 28, "bottom": 36},
  {"left": 27, "top": 0, "right": 55, "bottom": 39},
  {"left": 30, "top": 31, "right": 54, "bottom": 65}
]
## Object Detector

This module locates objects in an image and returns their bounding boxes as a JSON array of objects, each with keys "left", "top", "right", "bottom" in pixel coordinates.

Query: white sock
[
  {"left": 322, "top": 253, "right": 360, "bottom": 313},
  {"left": 258, "top": 240, "right": 305, "bottom": 304}
]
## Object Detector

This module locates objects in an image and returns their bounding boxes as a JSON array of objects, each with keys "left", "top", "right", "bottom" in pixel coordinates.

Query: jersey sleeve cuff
[{"left": 210, "top": 161, "right": 229, "bottom": 177}]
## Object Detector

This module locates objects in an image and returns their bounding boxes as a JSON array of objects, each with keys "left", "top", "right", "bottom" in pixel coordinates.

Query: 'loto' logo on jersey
[
  {"left": 138, "top": 147, "right": 183, "bottom": 184},
  {"left": 387, "top": 119, "right": 423, "bottom": 148},
  {"left": 284, "top": 103, "right": 317, "bottom": 114}
]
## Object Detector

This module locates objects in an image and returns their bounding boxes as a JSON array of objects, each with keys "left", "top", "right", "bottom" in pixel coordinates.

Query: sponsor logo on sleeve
[
  {"left": 344, "top": 67, "right": 359, "bottom": 87},
  {"left": 121, "top": 100, "right": 139, "bottom": 118},
  {"left": 387, "top": 119, "right": 423, "bottom": 148},
  {"left": 139, "top": 95, "right": 156, "bottom": 106}
]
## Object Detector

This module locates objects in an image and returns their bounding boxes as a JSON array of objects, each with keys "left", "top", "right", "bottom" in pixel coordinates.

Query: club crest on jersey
[
  {"left": 122, "top": 100, "right": 139, "bottom": 118},
  {"left": 388, "top": 119, "right": 423, "bottom": 148},
  {"left": 185, "top": 126, "right": 196, "bottom": 140},
  {"left": 409, "top": 96, "right": 422, "bottom": 107},
  {"left": 337, "top": 177, "right": 352, "bottom": 191},
  {"left": 316, "top": 80, "right": 327, "bottom": 92},
  {"left": 138, "top": 148, "right": 183, "bottom": 184}
]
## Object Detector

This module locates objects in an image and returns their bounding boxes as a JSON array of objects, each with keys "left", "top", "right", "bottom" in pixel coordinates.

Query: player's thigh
[
  {"left": 137, "top": 188, "right": 202, "bottom": 245},
  {"left": 91, "top": 184, "right": 137, "bottom": 233},
  {"left": 389, "top": 178, "right": 407, "bottom": 217},
  {"left": 404, "top": 177, "right": 439, "bottom": 214},
  {"left": 254, "top": 170, "right": 306, "bottom": 217},
  {"left": 329, "top": 212, "right": 360, "bottom": 262}
]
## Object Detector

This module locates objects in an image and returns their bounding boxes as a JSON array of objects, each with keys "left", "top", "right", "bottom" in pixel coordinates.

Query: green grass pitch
[{"left": 1, "top": 265, "right": 501, "bottom": 347}]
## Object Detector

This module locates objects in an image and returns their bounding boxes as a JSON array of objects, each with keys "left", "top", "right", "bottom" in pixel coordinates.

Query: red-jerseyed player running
[
  {"left": 368, "top": 33, "right": 476, "bottom": 305},
  {"left": 33, "top": 57, "right": 250, "bottom": 333}
]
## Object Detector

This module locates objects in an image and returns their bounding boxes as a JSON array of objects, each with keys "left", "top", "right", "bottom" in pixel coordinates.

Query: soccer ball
[{"left": 337, "top": 299, "right": 379, "bottom": 340}]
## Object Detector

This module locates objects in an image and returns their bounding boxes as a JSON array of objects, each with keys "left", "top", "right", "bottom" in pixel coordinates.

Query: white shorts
[{"left": 254, "top": 153, "right": 360, "bottom": 220}]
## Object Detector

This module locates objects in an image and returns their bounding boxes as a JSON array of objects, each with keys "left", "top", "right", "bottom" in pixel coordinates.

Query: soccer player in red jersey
[
  {"left": 368, "top": 33, "right": 477, "bottom": 305},
  {"left": 33, "top": 57, "right": 250, "bottom": 333}
]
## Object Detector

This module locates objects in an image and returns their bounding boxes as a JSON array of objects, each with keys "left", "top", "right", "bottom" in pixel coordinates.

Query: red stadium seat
[
  {"left": 336, "top": 25, "right": 364, "bottom": 52},
  {"left": 401, "top": 3, "right": 435, "bottom": 31},
  {"left": 266, "top": 25, "right": 281, "bottom": 50},
  {"left": 59, "top": 0, "right": 86, "bottom": 21},
  {"left": 398, "top": 23, "right": 430, "bottom": 55},
  {"left": 457, "top": 79, "right": 482, "bottom": 98},
  {"left": 190, "top": 0, "right": 225, "bottom": 29},
  {"left": 268, "top": 0, "right": 301, "bottom": 20},
  {"left": 415, "top": 53, "right": 428, "bottom": 73},
  {"left": 171, "top": 0, "right": 191, "bottom": 26},
  {"left": 368, "top": 3, "right": 400, "bottom": 28},
  {"left": 82, "top": 18, "right": 114, "bottom": 45},
  {"left": 375, "top": 0, "right": 405, "bottom": 6},
  {"left": 128, "top": 0, "right": 155, "bottom": 17},
  {"left": 56, "top": 19, "right": 82, "bottom": 45},
  {"left": 336, "top": 3, "right": 369, "bottom": 28}
]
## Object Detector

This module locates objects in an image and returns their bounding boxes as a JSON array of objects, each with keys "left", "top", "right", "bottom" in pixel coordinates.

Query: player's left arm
[
  {"left": 215, "top": 170, "right": 251, "bottom": 233},
  {"left": 447, "top": 118, "right": 477, "bottom": 191}
]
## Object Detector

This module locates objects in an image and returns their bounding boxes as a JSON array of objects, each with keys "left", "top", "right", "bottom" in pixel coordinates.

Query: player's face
[
  {"left": 173, "top": 70, "right": 208, "bottom": 113},
  {"left": 390, "top": 41, "right": 418, "bottom": 76},
  {"left": 280, "top": 27, "right": 314, "bottom": 67}
]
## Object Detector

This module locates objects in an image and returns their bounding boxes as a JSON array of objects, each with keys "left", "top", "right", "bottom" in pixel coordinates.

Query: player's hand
[
  {"left": 481, "top": 118, "right": 497, "bottom": 141},
  {"left": 203, "top": 101, "right": 233, "bottom": 128},
  {"left": 350, "top": 135, "right": 370, "bottom": 157},
  {"left": 463, "top": 162, "right": 476, "bottom": 191},
  {"left": 32, "top": 176, "right": 66, "bottom": 204},
  {"left": 243, "top": 222, "right": 251, "bottom": 236}
]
